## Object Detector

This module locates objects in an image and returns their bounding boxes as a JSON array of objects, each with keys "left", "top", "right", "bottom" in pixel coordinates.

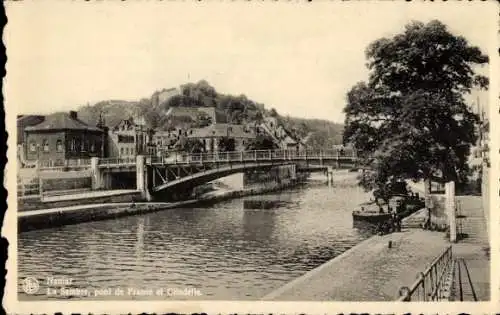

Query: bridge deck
[{"left": 97, "top": 149, "right": 357, "bottom": 168}]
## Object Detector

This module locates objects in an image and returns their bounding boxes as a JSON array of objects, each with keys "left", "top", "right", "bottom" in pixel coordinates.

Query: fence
[
  {"left": 97, "top": 157, "right": 136, "bottom": 166},
  {"left": 398, "top": 245, "right": 453, "bottom": 301},
  {"left": 38, "top": 158, "right": 92, "bottom": 171},
  {"left": 147, "top": 149, "right": 356, "bottom": 165}
]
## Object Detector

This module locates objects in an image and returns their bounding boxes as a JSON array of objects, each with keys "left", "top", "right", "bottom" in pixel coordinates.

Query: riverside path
[{"left": 262, "top": 229, "right": 450, "bottom": 301}]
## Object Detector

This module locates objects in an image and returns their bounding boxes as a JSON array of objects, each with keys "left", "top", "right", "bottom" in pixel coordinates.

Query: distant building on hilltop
[
  {"left": 152, "top": 87, "right": 181, "bottom": 108},
  {"left": 165, "top": 106, "right": 222, "bottom": 126}
]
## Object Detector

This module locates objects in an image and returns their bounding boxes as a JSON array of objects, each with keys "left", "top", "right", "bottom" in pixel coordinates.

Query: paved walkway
[
  {"left": 41, "top": 189, "right": 138, "bottom": 202},
  {"left": 451, "top": 196, "right": 490, "bottom": 301},
  {"left": 263, "top": 229, "right": 450, "bottom": 301},
  {"left": 18, "top": 200, "right": 198, "bottom": 218}
]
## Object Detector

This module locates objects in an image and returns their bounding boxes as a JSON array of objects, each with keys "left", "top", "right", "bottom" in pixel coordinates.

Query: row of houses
[{"left": 17, "top": 106, "right": 306, "bottom": 165}]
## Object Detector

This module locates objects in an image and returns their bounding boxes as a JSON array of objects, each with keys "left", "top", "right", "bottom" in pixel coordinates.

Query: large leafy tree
[{"left": 343, "top": 20, "right": 488, "bottom": 193}]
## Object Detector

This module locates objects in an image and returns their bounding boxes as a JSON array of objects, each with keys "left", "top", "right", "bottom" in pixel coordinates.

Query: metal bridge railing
[
  {"left": 98, "top": 157, "right": 136, "bottom": 166},
  {"left": 147, "top": 149, "right": 357, "bottom": 165},
  {"left": 398, "top": 245, "right": 453, "bottom": 301}
]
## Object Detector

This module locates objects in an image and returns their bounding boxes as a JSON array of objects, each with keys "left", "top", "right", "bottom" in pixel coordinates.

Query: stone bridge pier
[
  {"left": 136, "top": 155, "right": 153, "bottom": 201},
  {"left": 91, "top": 155, "right": 152, "bottom": 201}
]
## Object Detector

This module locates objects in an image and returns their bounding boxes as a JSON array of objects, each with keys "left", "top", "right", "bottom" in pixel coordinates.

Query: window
[
  {"left": 125, "top": 147, "right": 129, "bottom": 155},
  {"left": 82, "top": 139, "right": 88, "bottom": 152},
  {"left": 120, "top": 148, "right": 124, "bottom": 156},
  {"left": 90, "top": 141, "right": 95, "bottom": 152},
  {"left": 56, "top": 140, "right": 63, "bottom": 152},
  {"left": 131, "top": 148, "right": 135, "bottom": 156},
  {"left": 42, "top": 139, "right": 49, "bottom": 152},
  {"left": 70, "top": 138, "right": 76, "bottom": 152},
  {"left": 118, "top": 135, "right": 134, "bottom": 143},
  {"left": 29, "top": 142, "right": 36, "bottom": 153}
]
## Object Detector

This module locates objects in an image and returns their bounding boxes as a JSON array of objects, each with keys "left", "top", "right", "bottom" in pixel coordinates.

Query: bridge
[{"left": 56, "top": 149, "right": 357, "bottom": 201}]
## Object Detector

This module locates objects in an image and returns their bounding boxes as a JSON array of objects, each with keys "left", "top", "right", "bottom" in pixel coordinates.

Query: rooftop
[
  {"left": 165, "top": 106, "right": 227, "bottom": 124},
  {"left": 25, "top": 111, "right": 102, "bottom": 132},
  {"left": 188, "top": 123, "right": 256, "bottom": 139}
]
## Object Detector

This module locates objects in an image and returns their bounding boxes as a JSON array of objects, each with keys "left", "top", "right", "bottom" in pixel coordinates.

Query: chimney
[{"left": 69, "top": 111, "right": 78, "bottom": 120}]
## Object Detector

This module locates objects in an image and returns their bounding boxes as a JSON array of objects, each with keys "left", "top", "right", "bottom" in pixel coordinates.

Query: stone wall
[
  {"left": 42, "top": 177, "right": 91, "bottom": 192},
  {"left": 406, "top": 180, "right": 448, "bottom": 227},
  {"left": 17, "top": 191, "right": 142, "bottom": 212},
  {"left": 244, "top": 165, "right": 296, "bottom": 188},
  {"left": 429, "top": 194, "right": 448, "bottom": 228}
]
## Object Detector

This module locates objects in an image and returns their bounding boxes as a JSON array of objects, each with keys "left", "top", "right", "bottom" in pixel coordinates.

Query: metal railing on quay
[{"left": 398, "top": 245, "right": 453, "bottom": 301}]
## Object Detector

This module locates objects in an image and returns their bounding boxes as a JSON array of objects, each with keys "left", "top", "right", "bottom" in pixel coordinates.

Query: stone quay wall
[{"left": 17, "top": 191, "right": 142, "bottom": 212}]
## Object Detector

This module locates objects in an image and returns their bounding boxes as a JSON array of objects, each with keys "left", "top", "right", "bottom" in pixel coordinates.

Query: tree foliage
[
  {"left": 218, "top": 137, "right": 236, "bottom": 152},
  {"left": 245, "top": 133, "right": 278, "bottom": 151},
  {"left": 343, "top": 20, "right": 488, "bottom": 191}
]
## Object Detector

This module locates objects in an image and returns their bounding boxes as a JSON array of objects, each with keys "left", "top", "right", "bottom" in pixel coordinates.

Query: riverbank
[
  {"left": 262, "top": 228, "right": 450, "bottom": 301},
  {"left": 263, "top": 194, "right": 490, "bottom": 301},
  {"left": 18, "top": 177, "right": 306, "bottom": 232}
]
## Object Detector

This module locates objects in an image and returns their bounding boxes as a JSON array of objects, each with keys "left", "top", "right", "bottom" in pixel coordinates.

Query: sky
[{"left": 5, "top": 1, "right": 497, "bottom": 123}]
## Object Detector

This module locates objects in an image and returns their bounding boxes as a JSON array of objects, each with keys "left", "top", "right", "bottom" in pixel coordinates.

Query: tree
[
  {"left": 269, "top": 108, "right": 279, "bottom": 117},
  {"left": 175, "top": 136, "right": 204, "bottom": 153},
  {"left": 218, "top": 137, "right": 236, "bottom": 152},
  {"left": 343, "top": 20, "right": 488, "bottom": 194},
  {"left": 245, "top": 133, "right": 278, "bottom": 150}
]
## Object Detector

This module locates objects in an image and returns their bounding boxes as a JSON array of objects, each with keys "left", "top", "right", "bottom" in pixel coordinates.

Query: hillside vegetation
[{"left": 74, "top": 80, "right": 343, "bottom": 149}]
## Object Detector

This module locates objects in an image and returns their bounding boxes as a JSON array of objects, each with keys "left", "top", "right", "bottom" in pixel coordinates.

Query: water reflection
[{"left": 19, "top": 177, "right": 372, "bottom": 300}]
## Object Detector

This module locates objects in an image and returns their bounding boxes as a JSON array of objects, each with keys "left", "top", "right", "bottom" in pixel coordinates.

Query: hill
[{"left": 72, "top": 80, "right": 344, "bottom": 148}]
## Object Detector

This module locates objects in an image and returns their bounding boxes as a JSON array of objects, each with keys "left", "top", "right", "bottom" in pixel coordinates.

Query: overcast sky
[{"left": 5, "top": 1, "right": 496, "bottom": 123}]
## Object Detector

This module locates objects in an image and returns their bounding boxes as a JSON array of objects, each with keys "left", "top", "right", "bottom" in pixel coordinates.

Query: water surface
[{"left": 19, "top": 176, "right": 372, "bottom": 300}]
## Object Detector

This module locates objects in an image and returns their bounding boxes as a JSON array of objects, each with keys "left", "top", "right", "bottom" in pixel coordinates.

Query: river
[{"left": 18, "top": 173, "right": 373, "bottom": 300}]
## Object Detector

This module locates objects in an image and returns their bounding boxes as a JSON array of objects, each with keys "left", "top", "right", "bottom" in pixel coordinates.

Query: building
[
  {"left": 149, "top": 129, "right": 183, "bottom": 156},
  {"left": 24, "top": 111, "right": 105, "bottom": 164},
  {"left": 187, "top": 123, "right": 256, "bottom": 152},
  {"left": 17, "top": 115, "right": 46, "bottom": 166},
  {"left": 165, "top": 106, "right": 227, "bottom": 127},
  {"left": 260, "top": 116, "right": 304, "bottom": 150},
  {"left": 17, "top": 115, "right": 45, "bottom": 145},
  {"left": 108, "top": 117, "right": 149, "bottom": 158}
]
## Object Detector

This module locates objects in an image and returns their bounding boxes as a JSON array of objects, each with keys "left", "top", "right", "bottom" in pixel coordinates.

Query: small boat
[{"left": 352, "top": 209, "right": 392, "bottom": 224}]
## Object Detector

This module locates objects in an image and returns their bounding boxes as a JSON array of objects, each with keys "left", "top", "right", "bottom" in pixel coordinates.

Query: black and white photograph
[{"left": 4, "top": 1, "right": 498, "bottom": 313}]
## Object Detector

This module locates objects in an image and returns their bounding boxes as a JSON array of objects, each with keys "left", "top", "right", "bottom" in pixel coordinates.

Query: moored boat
[{"left": 352, "top": 210, "right": 392, "bottom": 224}]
